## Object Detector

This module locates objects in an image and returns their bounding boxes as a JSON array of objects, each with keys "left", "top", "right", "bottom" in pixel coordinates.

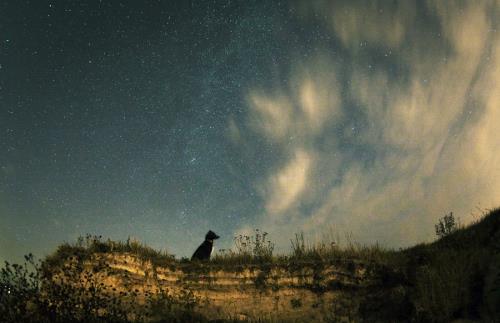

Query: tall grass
[
  {"left": 408, "top": 209, "right": 500, "bottom": 321},
  {"left": 210, "top": 228, "right": 393, "bottom": 267},
  {"left": 414, "top": 248, "right": 489, "bottom": 321},
  {"left": 289, "top": 230, "right": 393, "bottom": 264}
]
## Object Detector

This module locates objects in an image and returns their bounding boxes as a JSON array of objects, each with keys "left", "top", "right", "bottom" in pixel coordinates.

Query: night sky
[{"left": 1, "top": 1, "right": 499, "bottom": 263}]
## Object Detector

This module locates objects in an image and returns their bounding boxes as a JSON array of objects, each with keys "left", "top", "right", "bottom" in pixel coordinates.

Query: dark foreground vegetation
[{"left": 1, "top": 208, "right": 499, "bottom": 322}]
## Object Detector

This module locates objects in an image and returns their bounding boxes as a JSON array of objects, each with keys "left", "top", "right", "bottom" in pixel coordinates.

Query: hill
[{"left": 1, "top": 208, "right": 499, "bottom": 322}]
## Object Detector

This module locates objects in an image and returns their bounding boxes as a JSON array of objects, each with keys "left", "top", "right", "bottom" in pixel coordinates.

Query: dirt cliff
[{"left": 49, "top": 252, "right": 410, "bottom": 322}]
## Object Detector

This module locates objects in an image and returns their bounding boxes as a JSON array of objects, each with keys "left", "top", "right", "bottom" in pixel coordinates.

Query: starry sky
[{"left": 1, "top": 1, "right": 499, "bottom": 263}]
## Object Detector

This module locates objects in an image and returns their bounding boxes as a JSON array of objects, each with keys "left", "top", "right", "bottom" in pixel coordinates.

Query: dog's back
[{"left": 191, "top": 240, "right": 212, "bottom": 260}]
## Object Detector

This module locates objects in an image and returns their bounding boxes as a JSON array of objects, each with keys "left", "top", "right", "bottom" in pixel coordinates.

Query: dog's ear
[{"left": 206, "top": 230, "right": 220, "bottom": 240}]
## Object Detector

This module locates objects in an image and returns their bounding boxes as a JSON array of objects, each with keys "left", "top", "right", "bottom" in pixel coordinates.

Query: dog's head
[{"left": 205, "top": 230, "right": 220, "bottom": 241}]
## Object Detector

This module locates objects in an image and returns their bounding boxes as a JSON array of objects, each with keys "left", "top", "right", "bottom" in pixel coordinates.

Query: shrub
[
  {"left": 0, "top": 246, "right": 201, "bottom": 322},
  {"left": 435, "top": 212, "right": 458, "bottom": 239},
  {"left": 0, "top": 254, "right": 41, "bottom": 322}
]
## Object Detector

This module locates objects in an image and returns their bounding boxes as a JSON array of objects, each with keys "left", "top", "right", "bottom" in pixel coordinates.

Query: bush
[
  {"left": 0, "top": 247, "right": 202, "bottom": 322},
  {"left": 435, "top": 212, "right": 458, "bottom": 239},
  {"left": 0, "top": 254, "right": 41, "bottom": 322}
]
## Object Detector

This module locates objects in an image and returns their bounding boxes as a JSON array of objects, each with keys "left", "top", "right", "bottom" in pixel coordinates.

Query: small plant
[
  {"left": 252, "top": 229, "right": 275, "bottom": 260},
  {"left": 228, "top": 229, "right": 275, "bottom": 263},
  {"left": 233, "top": 234, "right": 252, "bottom": 258},
  {"left": 435, "top": 212, "right": 458, "bottom": 239}
]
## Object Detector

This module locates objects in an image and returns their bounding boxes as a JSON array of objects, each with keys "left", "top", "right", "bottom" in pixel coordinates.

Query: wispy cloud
[
  {"left": 246, "top": 56, "right": 342, "bottom": 144},
  {"left": 263, "top": 148, "right": 313, "bottom": 216},
  {"left": 302, "top": 0, "right": 416, "bottom": 49},
  {"left": 230, "top": 1, "right": 500, "bottom": 249}
]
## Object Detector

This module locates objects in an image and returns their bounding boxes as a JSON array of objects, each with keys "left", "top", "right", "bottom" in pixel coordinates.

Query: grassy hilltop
[{"left": 1, "top": 208, "right": 499, "bottom": 322}]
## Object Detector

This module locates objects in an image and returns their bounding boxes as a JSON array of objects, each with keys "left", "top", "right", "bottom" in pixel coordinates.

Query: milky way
[{"left": 1, "top": 1, "right": 499, "bottom": 262}]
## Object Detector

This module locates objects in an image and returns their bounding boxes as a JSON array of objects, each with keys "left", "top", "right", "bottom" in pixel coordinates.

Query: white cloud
[
  {"left": 264, "top": 149, "right": 313, "bottom": 216},
  {"left": 247, "top": 91, "right": 294, "bottom": 142},
  {"left": 293, "top": 58, "right": 342, "bottom": 135}
]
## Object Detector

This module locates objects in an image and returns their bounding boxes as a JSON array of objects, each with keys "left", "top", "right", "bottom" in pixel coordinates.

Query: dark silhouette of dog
[{"left": 191, "top": 230, "right": 220, "bottom": 261}]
